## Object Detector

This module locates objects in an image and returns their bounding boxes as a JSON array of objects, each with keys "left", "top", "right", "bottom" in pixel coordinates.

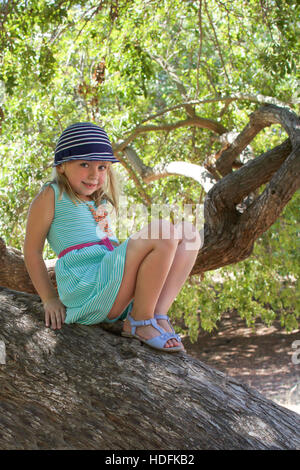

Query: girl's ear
[{"left": 56, "top": 164, "right": 65, "bottom": 174}]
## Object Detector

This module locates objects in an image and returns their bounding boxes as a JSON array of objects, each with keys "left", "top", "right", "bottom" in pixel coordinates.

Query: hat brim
[{"left": 53, "top": 155, "right": 119, "bottom": 167}]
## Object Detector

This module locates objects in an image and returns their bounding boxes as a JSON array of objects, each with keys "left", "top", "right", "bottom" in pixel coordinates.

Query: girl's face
[{"left": 57, "top": 160, "right": 110, "bottom": 200}]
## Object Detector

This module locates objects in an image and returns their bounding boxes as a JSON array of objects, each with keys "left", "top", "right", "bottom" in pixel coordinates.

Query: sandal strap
[
  {"left": 154, "top": 313, "right": 182, "bottom": 342},
  {"left": 127, "top": 314, "right": 152, "bottom": 327},
  {"left": 126, "top": 314, "right": 182, "bottom": 351},
  {"left": 146, "top": 330, "right": 181, "bottom": 349},
  {"left": 127, "top": 314, "right": 165, "bottom": 336},
  {"left": 154, "top": 314, "right": 169, "bottom": 320}
]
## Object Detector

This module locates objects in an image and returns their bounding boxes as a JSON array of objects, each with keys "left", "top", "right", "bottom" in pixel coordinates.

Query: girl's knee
[
  {"left": 146, "top": 219, "right": 178, "bottom": 252},
  {"left": 130, "top": 219, "right": 178, "bottom": 251}
]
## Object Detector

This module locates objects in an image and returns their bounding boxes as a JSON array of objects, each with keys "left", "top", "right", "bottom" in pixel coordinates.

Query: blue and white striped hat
[{"left": 54, "top": 122, "right": 119, "bottom": 166}]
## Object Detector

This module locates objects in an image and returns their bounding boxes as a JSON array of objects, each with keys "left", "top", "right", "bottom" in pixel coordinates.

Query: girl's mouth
[{"left": 82, "top": 182, "right": 97, "bottom": 188}]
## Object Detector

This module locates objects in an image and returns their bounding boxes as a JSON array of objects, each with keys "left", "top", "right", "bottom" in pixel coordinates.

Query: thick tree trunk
[
  {"left": 0, "top": 237, "right": 56, "bottom": 295},
  {"left": 0, "top": 286, "right": 299, "bottom": 450}
]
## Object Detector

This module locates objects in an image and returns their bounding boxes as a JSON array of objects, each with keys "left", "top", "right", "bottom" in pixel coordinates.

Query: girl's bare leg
[
  {"left": 107, "top": 220, "right": 180, "bottom": 348},
  {"left": 154, "top": 222, "right": 202, "bottom": 335}
]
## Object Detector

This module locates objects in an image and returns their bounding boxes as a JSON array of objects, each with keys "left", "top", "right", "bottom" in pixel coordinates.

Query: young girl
[{"left": 24, "top": 122, "right": 202, "bottom": 353}]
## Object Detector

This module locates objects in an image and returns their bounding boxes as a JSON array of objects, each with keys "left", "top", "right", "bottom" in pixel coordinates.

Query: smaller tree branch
[
  {"left": 204, "top": 0, "right": 230, "bottom": 83},
  {"left": 241, "top": 144, "right": 300, "bottom": 239},
  {"left": 216, "top": 105, "right": 300, "bottom": 175},
  {"left": 0, "top": 238, "right": 37, "bottom": 294},
  {"left": 115, "top": 117, "right": 227, "bottom": 155},
  {"left": 120, "top": 146, "right": 217, "bottom": 193},
  {"left": 113, "top": 148, "right": 152, "bottom": 207},
  {"left": 196, "top": 0, "right": 204, "bottom": 97},
  {"left": 210, "top": 139, "right": 292, "bottom": 209},
  {"left": 139, "top": 94, "right": 294, "bottom": 126},
  {"left": 146, "top": 52, "right": 197, "bottom": 118},
  {"left": 144, "top": 161, "right": 217, "bottom": 192}
]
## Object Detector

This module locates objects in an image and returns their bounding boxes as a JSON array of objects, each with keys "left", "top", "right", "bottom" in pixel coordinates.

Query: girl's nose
[{"left": 88, "top": 165, "right": 98, "bottom": 178}]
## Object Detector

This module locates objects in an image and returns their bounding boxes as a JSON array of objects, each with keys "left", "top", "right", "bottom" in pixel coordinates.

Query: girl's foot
[
  {"left": 122, "top": 317, "right": 181, "bottom": 350},
  {"left": 155, "top": 314, "right": 185, "bottom": 351}
]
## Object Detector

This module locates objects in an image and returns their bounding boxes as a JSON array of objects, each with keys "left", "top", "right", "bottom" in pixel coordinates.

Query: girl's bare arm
[{"left": 23, "top": 186, "right": 65, "bottom": 328}]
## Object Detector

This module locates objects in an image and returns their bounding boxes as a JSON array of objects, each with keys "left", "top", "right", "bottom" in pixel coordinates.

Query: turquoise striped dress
[{"left": 46, "top": 182, "right": 133, "bottom": 325}]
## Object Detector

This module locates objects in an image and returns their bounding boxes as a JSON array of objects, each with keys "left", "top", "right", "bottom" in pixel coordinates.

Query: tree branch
[
  {"left": 147, "top": 52, "right": 197, "bottom": 118},
  {"left": 241, "top": 143, "right": 300, "bottom": 239},
  {"left": 144, "top": 161, "right": 217, "bottom": 192},
  {"left": 1, "top": 286, "right": 299, "bottom": 450},
  {"left": 191, "top": 106, "right": 300, "bottom": 274},
  {"left": 196, "top": 0, "right": 204, "bottom": 97},
  {"left": 215, "top": 105, "right": 300, "bottom": 175},
  {"left": 115, "top": 117, "right": 227, "bottom": 155},
  {"left": 210, "top": 139, "right": 292, "bottom": 208},
  {"left": 204, "top": 0, "right": 230, "bottom": 83},
  {"left": 113, "top": 149, "right": 152, "bottom": 207},
  {"left": 122, "top": 145, "right": 217, "bottom": 192},
  {"left": 139, "top": 94, "right": 294, "bottom": 126}
]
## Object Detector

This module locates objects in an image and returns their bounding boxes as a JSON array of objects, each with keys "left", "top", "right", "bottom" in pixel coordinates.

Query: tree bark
[
  {"left": 0, "top": 286, "right": 299, "bottom": 450},
  {"left": 0, "top": 237, "right": 56, "bottom": 295},
  {"left": 215, "top": 105, "right": 300, "bottom": 176}
]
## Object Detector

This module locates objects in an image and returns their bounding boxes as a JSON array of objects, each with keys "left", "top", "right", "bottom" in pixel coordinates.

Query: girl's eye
[{"left": 79, "top": 163, "right": 106, "bottom": 170}]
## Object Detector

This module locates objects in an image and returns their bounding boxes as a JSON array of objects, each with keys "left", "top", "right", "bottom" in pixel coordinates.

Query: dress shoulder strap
[{"left": 41, "top": 181, "right": 60, "bottom": 199}]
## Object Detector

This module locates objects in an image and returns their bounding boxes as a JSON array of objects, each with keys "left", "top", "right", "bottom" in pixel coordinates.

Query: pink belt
[{"left": 58, "top": 238, "right": 115, "bottom": 259}]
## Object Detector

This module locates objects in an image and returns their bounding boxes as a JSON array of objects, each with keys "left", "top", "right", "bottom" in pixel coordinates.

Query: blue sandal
[
  {"left": 154, "top": 314, "right": 182, "bottom": 343},
  {"left": 122, "top": 314, "right": 182, "bottom": 353}
]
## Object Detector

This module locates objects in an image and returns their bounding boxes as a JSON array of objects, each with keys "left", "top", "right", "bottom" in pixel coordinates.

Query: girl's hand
[{"left": 43, "top": 297, "right": 66, "bottom": 330}]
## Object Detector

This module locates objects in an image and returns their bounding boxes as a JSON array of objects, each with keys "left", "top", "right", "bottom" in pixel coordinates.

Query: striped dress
[{"left": 46, "top": 182, "right": 133, "bottom": 325}]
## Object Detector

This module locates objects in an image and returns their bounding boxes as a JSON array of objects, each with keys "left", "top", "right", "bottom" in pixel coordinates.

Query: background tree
[{"left": 0, "top": 0, "right": 299, "bottom": 340}]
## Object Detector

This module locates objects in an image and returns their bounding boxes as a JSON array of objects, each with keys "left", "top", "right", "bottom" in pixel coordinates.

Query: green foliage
[{"left": 0, "top": 0, "right": 299, "bottom": 338}]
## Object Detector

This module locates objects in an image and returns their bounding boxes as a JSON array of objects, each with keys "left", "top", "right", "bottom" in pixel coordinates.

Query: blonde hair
[{"left": 48, "top": 162, "right": 120, "bottom": 214}]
